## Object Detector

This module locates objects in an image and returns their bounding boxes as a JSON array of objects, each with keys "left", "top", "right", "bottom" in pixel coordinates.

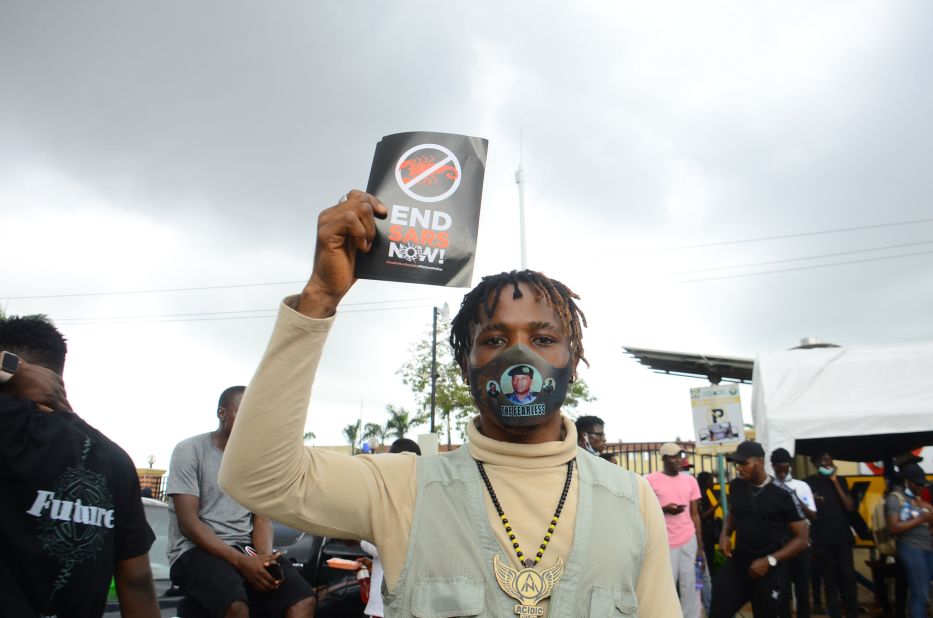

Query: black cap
[
  {"left": 508, "top": 365, "right": 534, "bottom": 377},
  {"left": 727, "top": 440, "right": 765, "bottom": 463},
  {"left": 770, "top": 447, "right": 792, "bottom": 464},
  {"left": 900, "top": 463, "right": 930, "bottom": 487}
]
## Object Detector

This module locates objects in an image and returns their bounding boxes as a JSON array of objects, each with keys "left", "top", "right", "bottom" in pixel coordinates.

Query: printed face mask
[
  {"left": 905, "top": 487, "right": 915, "bottom": 498},
  {"left": 467, "top": 344, "right": 572, "bottom": 427},
  {"left": 818, "top": 466, "right": 835, "bottom": 476}
]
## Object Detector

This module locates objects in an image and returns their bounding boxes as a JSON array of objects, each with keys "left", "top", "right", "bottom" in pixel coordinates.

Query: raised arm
[
  {"left": 219, "top": 192, "right": 417, "bottom": 544},
  {"left": 298, "top": 190, "right": 388, "bottom": 319}
]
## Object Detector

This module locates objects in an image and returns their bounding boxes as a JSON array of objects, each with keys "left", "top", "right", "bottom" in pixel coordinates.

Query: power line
[
  {"left": 4, "top": 280, "right": 308, "bottom": 300},
  {"left": 677, "top": 249, "right": 933, "bottom": 283},
  {"left": 51, "top": 297, "right": 447, "bottom": 323},
  {"left": 670, "top": 239, "right": 933, "bottom": 275},
  {"left": 646, "top": 217, "right": 933, "bottom": 253},
  {"left": 10, "top": 215, "right": 932, "bottom": 299},
  {"left": 52, "top": 303, "right": 437, "bottom": 326}
]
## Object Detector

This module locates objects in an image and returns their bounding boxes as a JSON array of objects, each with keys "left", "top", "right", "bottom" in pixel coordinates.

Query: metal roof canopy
[{"left": 622, "top": 346, "right": 754, "bottom": 384}]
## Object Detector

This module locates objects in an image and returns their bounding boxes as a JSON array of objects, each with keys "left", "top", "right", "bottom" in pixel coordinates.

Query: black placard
[{"left": 354, "top": 131, "right": 488, "bottom": 287}]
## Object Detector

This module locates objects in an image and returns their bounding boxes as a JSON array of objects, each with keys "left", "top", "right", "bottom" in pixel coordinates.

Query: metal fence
[
  {"left": 139, "top": 472, "right": 169, "bottom": 501},
  {"left": 601, "top": 441, "right": 734, "bottom": 481}
]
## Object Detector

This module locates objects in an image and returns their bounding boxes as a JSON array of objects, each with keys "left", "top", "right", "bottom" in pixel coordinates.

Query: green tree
[
  {"left": 343, "top": 420, "right": 361, "bottom": 455},
  {"left": 362, "top": 422, "right": 389, "bottom": 447},
  {"left": 563, "top": 378, "right": 597, "bottom": 413},
  {"left": 303, "top": 431, "right": 316, "bottom": 443},
  {"left": 384, "top": 405, "right": 429, "bottom": 439},
  {"left": 397, "top": 316, "right": 473, "bottom": 444}
]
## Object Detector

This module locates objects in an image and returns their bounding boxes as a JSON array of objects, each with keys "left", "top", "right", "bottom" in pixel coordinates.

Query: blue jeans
[{"left": 897, "top": 545, "right": 933, "bottom": 618}]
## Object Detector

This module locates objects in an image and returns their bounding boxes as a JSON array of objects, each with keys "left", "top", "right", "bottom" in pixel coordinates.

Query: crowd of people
[{"left": 2, "top": 191, "right": 931, "bottom": 617}]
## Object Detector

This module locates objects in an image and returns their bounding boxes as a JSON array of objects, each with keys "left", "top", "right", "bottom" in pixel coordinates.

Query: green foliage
[
  {"left": 563, "top": 377, "right": 597, "bottom": 412},
  {"left": 343, "top": 420, "right": 361, "bottom": 455},
  {"left": 384, "top": 404, "right": 429, "bottom": 439},
  {"left": 397, "top": 315, "right": 474, "bottom": 441},
  {"left": 362, "top": 422, "right": 388, "bottom": 446},
  {"left": 303, "top": 431, "right": 316, "bottom": 442}
]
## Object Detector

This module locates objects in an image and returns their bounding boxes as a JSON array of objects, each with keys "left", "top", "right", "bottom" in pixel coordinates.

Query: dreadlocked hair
[{"left": 449, "top": 269, "right": 588, "bottom": 369}]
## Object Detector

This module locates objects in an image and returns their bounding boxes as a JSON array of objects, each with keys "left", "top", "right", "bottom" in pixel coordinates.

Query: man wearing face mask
[
  {"left": 218, "top": 191, "right": 679, "bottom": 617},
  {"left": 804, "top": 451, "right": 857, "bottom": 618}
]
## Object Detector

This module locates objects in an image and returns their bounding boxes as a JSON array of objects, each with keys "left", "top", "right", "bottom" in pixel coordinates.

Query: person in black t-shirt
[
  {"left": 0, "top": 315, "right": 158, "bottom": 618},
  {"left": 710, "top": 441, "right": 808, "bottom": 618},
  {"left": 804, "top": 451, "right": 858, "bottom": 618}
]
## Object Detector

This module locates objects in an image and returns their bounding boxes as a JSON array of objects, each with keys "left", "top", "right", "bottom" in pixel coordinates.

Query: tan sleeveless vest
[{"left": 383, "top": 445, "right": 646, "bottom": 617}]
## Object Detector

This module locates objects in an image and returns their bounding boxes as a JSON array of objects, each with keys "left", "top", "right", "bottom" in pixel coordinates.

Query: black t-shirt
[
  {"left": 804, "top": 474, "right": 854, "bottom": 546},
  {"left": 0, "top": 393, "right": 155, "bottom": 617},
  {"left": 728, "top": 477, "right": 804, "bottom": 564}
]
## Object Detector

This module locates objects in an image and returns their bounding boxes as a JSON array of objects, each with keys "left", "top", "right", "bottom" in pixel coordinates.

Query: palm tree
[
  {"left": 384, "top": 405, "right": 429, "bottom": 439},
  {"left": 343, "top": 421, "right": 361, "bottom": 455},
  {"left": 362, "top": 422, "right": 388, "bottom": 448}
]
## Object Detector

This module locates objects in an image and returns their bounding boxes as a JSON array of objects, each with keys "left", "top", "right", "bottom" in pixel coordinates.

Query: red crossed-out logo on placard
[{"left": 395, "top": 143, "right": 462, "bottom": 203}]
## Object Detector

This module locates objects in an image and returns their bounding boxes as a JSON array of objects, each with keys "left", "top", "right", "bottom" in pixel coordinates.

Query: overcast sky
[{"left": 3, "top": 1, "right": 932, "bottom": 470}]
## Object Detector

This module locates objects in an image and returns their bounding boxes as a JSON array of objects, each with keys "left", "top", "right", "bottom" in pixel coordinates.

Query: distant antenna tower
[{"left": 515, "top": 132, "right": 528, "bottom": 269}]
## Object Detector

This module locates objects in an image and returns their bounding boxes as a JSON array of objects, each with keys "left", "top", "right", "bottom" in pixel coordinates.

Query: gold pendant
[{"left": 493, "top": 554, "right": 564, "bottom": 616}]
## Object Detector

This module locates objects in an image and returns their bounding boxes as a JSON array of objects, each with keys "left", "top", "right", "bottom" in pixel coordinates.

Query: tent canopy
[{"left": 752, "top": 341, "right": 933, "bottom": 462}]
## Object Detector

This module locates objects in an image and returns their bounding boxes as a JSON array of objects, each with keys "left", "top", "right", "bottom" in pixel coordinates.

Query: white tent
[{"left": 752, "top": 341, "right": 933, "bottom": 462}]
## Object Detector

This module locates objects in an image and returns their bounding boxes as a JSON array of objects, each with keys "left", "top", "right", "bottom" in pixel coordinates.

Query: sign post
[{"left": 691, "top": 384, "right": 745, "bottom": 517}]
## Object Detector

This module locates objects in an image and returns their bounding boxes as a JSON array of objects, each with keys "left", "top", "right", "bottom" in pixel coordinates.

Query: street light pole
[
  {"left": 429, "top": 303, "right": 449, "bottom": 434},
  {"left": 431, "top": 306, "right": 438, "bottom": 433}
]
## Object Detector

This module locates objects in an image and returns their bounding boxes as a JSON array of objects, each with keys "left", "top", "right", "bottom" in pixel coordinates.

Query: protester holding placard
[{"left": 218, "top": 188, "right": 679, "bottom": 617}]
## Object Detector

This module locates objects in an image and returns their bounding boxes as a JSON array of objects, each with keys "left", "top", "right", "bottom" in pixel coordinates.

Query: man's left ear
[{"left": 217, "top": 407, "right": 225, "bottom": 419}]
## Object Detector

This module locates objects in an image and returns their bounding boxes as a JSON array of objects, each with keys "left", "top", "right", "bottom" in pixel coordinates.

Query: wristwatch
[
  {"left": 766, "top": 555, "right": 778, "bottom": 567},
  {"left": 0, "top": 351, "right": 21, "bottom": 384}
]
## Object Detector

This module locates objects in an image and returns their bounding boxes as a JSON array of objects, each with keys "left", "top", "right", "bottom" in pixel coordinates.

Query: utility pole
[
  {"left": 430, "top": 303, "right": 449, "bottom": 434},
  {"left": 515, "top": 132, "right": 527, "bottom": 269},
  {"left": 431, "top": 306, "right": 438, "bottom": 433}
]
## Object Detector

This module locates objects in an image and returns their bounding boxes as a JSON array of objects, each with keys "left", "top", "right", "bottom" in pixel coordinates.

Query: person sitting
[{"left": 167, "top": 385, "right": 316, "bottom": 617}]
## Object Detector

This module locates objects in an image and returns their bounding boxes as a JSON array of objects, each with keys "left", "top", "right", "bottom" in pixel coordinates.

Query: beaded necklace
[{"left": 475, "top": 458, "right": 574, "bottom": 568}]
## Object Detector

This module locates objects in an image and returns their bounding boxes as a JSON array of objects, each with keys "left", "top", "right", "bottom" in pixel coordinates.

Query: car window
[{"left": 144, "top": 503, "right": 171, "bottom": 580}]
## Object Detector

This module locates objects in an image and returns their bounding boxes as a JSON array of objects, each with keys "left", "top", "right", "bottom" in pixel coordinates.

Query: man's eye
[
  {"left": 482, "top": 336, "right": 505, "bottom": 346},
  {"left": 534, "top": 336, "right": 557, "bottom": 345}
]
